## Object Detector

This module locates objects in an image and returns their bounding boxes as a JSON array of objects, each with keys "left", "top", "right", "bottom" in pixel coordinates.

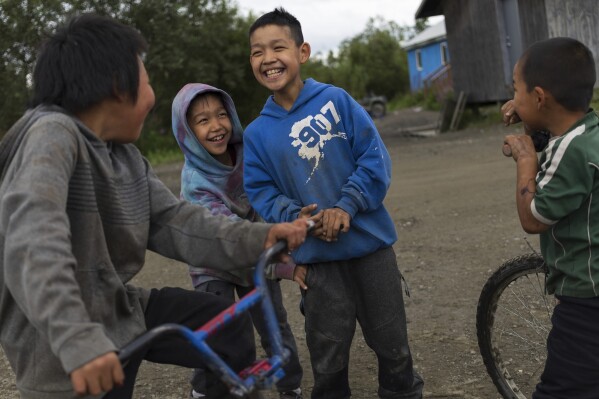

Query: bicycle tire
[{"left": 476, "top": 254, "right": 555, "bottom": 399}]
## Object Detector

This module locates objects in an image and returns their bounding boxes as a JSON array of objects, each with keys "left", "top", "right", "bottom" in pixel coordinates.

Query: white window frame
[
  {"left": 441, "top": 42, "right": 449, "bottom": 65},
  {"left": 416, "top": 49, "right": 423, "bottom": 71}
]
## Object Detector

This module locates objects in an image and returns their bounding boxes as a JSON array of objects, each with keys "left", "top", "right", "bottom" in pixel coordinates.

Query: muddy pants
[{"left": 303, "top": 246, "right": 423, "bottom": 399}]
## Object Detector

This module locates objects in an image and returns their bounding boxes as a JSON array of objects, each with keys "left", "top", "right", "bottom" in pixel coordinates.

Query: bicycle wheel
[{"left": 476, "top": 254, "right": 555, "bottom": 399}]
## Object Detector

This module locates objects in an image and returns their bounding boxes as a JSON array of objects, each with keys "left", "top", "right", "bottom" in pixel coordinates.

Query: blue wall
[{"left": 407, "top": 40, "right": 449, "bottom": 92}]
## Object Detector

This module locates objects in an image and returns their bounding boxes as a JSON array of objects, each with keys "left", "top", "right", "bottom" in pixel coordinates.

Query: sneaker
[
  {"left": 190, "top": 389, "right": 206, "bottom": 398},
  {"left": 279, "top": 388, "right": 302, "bottom": 399},
  {"left": 299, "top": 296, "right": 305, "bottom": 316}
]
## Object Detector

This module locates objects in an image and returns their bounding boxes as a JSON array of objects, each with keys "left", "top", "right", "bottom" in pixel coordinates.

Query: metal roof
[{"left": 401, "top": 20, "right": 446, "bottom": 50}]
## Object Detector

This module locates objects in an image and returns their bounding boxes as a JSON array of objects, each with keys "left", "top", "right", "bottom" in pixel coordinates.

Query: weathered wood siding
[
  {"left": 517, "top": 0, "right": 548, "bottom": 46},
  {"left": 519, "top": 0, "right": 598, "bottom": 88},
  {"left": 544, "top": 0, "right": 599, "bottom": 86},
  {"left": 443, "top": 0, "right": 511, "bottom": 103}
]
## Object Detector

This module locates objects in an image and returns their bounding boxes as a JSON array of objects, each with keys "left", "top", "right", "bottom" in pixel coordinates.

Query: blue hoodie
[
  {"left": 172, "top": 83, "right": 256, "bottom": 286},
  {"left": 244, "top": 79, "right": 397, "bottom": 264}
]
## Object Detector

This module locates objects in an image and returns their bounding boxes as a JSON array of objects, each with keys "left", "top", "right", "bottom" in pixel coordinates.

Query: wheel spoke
[{"left": 477, "top": 255, "right": 554, "bottom": 399}]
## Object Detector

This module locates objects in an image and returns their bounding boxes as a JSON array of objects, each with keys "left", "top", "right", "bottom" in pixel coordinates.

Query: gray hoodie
[{"left": 0, "top": 106, "right": 271, "bottom": 398}]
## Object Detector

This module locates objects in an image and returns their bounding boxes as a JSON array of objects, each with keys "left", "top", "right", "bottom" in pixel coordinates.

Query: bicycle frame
[{"left": 118, "top": 240, "right": 290, "bottom": 398}]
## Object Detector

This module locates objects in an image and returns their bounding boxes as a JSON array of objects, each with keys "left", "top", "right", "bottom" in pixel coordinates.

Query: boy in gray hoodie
[{"left": 0, "top": 13, "right": 308, "bottom": 399}]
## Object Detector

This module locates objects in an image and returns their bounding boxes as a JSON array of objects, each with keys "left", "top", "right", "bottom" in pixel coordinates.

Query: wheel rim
[{"left": 488, "top": 268, "right": 554, "bottom": 398}]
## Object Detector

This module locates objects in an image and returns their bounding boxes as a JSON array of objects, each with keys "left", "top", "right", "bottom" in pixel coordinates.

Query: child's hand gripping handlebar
[{"left": 118, "top": 220, "right": 314, "bottom": 398}]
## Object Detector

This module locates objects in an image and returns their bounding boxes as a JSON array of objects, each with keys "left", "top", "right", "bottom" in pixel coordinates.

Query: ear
[
  {"left": 299, "top": 42, "right": 311, "bottom": 64},
  {"left": 112, "top": 81, "right": 136, "bottom": 104},
  {"left": 533, "top": 86, "right": 546, "bottom": 110},
  {"left": 112, "top": 86, "right": 130, "bottom": 104}
]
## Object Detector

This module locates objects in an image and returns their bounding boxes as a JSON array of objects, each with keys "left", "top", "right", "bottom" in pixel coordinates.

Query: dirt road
[{"left": 0, "top": 110, "right": 537, "bottom": 398}]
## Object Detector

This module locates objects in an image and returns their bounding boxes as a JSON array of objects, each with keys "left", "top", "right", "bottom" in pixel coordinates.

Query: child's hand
[
  {"left": 320, "top": 207, "right": 350, "bottom": 242},
  {"left": 265, "top": 219, "right": 309, "bottom": 262},
  {"left": 501, "top": 100, "right": 521, "bottom": 126},
  {"left": 503, "top": 134, "right": 537, "bottom": 163},
  {"left": 70, "top": 352, "right": 124, "bottom": 396},
  {"left": 298, "top": 203, "right": 317, "bottom": 219},
  {"left": 298, "top": 203, "right": 324, "bottom": 237},
  {"left": 293, "top": 264, "right": 308, "bottom": 290}
]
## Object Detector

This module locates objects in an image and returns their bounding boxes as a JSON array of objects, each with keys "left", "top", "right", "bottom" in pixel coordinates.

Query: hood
[
  {"left": 260, "top": 78, "right": 331, "bottom": 119},
  {"left": 171, "top": 83, "right": 244, "bottom": 173},
  {"left": 0, "top": 105, "right": 72, "bottom": 183}
]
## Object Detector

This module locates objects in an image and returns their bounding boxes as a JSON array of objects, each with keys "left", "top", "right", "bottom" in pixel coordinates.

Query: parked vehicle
[{"left": 359, "top": 94, "right": 387, "bottom": 118}]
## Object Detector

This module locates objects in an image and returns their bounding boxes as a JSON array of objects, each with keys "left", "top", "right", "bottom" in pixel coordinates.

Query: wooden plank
[{"left": 450, "top": 91, "right": 467, "bottom": 131}]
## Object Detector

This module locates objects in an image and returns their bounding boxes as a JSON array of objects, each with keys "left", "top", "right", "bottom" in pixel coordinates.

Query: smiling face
[
  {"left": 249, "top": 24, "right": 310, "bottom": 103},
  {"left": 186, "top": 93, "right": 233, "bottom": 165}
]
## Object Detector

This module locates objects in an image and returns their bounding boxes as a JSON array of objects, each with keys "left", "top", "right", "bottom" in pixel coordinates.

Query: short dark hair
[
  {"left": 520, "top": 37, "right": 596, "bottom": 112},
  {"left": 30, "top": 13, "right": 148, "bottom": 114},
  {"left": 249, "top": 7, "right": 304, "bottom": 46}
]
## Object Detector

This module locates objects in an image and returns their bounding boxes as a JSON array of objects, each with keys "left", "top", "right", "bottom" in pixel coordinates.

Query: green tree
[
  {"left": 0, "top": 3, "right": 423, "bottom": 157},
  {"left": 0, "top": 1, "right": 257, "bottom": 152},
  {"left": 0, "top": 0, "right": 68, "bottom": 133},
  {"left": 302, "top": 55, "right": 335, "bottom": 85},
  {"left": 127, "top": 2, "right": 269, "bottom": 152},
  {"left": 332, "top": 17, "right": 410, "bottom": 101}
]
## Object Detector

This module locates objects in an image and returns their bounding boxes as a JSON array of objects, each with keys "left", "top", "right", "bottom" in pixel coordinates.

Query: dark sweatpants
[
  {"left": 302, "top": 246, "right": 423, "bottom": 399},
  {"left": 533, "top": 295, "right": 599, "bottom": 399},
  {"left": 104, "top": 287, "right": 255, "bottom": 399}
]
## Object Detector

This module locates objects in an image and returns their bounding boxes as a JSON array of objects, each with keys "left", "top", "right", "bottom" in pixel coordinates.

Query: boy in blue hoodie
[
  {"left": 243, "top": 8, "right": 424, "bottom": 399},
  {"left": 172, "top": 83, "right": 304, "bottom": 399}
]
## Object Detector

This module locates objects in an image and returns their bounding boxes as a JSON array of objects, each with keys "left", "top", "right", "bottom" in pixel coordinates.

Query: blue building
[{"left": 401, "top": 20, "right": 450, "bottom": 93}]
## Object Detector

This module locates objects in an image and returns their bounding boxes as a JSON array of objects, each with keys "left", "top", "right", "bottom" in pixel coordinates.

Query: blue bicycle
[{"left": 119, "top": 238, "right": 296, "bottom": 398}]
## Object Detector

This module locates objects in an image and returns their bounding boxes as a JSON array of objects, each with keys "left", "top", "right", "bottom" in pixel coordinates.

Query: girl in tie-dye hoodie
[{"left": 172, "top": 83, "right": 304, "bottom": 398}]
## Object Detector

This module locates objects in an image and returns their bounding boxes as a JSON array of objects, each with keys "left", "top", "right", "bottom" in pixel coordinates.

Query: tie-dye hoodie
[{"left": 172, "top": 83, "right": 257, "bottom": 286}]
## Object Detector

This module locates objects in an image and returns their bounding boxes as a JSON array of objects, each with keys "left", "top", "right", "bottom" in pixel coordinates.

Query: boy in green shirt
[{"left": 503, "top": 37, "right": 598, "bottom": 398}]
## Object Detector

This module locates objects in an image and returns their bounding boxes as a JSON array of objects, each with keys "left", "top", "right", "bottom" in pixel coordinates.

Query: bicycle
[
  {"left": 118, "top": 236, "right": 300, "bottom": 398},
  {"left": 476, "top": 253, "right": 556, "bottom": 399}
]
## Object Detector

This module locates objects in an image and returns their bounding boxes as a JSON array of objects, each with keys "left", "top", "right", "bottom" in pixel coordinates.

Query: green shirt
[{"left": 532, "top": 111, "right": 599, "bottom": 297}]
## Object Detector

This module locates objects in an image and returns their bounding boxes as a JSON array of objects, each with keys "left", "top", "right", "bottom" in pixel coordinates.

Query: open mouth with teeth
[
  {"left": 265, "top": 68, "right": 284, "bottom": 78},
  {"left": 207, "top": 134, "right": 226, "bottom": 142}
]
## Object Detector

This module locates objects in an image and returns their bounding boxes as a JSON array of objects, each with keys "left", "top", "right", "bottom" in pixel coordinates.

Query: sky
[{"left": 234, "top": 0, "right": 443, "bottom": 55}]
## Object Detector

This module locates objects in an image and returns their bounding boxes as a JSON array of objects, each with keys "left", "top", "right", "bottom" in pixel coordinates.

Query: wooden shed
[{"left": 416, "top": 0, "right": 599, "bottom": 104}]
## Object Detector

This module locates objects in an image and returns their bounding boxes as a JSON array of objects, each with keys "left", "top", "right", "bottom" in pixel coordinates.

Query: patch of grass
[
  {"left": 146, "top": 148, "right": 184, "bottom": 165},
  {"left": 390, "top": 90, "right": 442, "bottom": 112},
  {"left": 136, "top": 128, "right": 183, "bottom": 165},
  {"left": 460, "top": 104, "right": 503, "bottom": 129}
]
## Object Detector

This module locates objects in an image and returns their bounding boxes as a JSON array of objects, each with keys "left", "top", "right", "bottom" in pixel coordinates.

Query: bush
[
  {"left": 136, "top": 128, "right": 183, "bottom": 165},
  {"left": 390, "top": 90, "right": 442, "bottom": 111}
]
